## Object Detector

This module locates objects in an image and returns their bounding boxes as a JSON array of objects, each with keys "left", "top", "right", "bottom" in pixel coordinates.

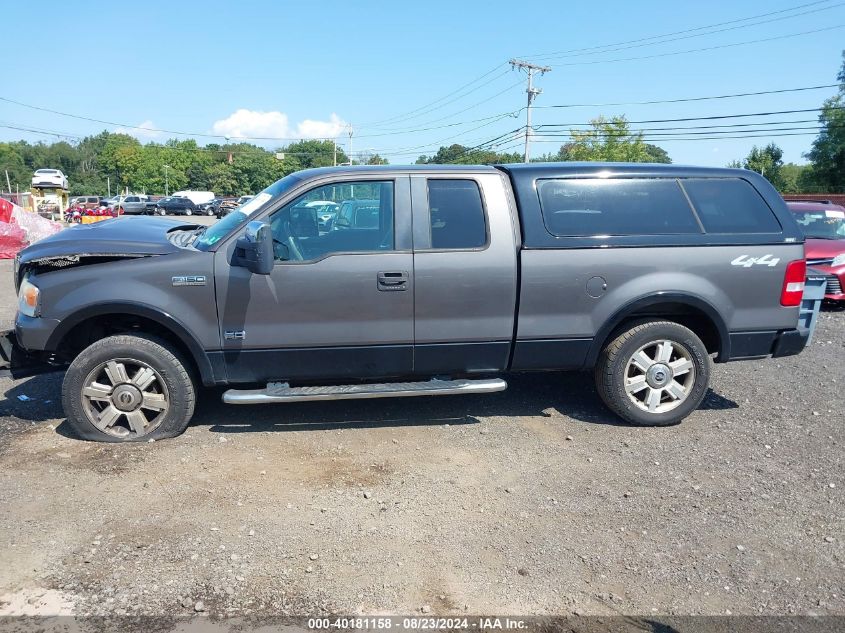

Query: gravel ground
[{"left": 0, "top": 256, "right": 842, "bottom": 619}]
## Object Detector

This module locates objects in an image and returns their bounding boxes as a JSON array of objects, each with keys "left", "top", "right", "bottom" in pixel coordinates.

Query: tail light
[{"left": 780, "top": 259, "right": 806, "bottom": 307}]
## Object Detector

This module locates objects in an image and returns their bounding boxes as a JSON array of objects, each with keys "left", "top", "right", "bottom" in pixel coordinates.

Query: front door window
[{"left": 267, "top": 181, "right": 395, "bottom": 262}]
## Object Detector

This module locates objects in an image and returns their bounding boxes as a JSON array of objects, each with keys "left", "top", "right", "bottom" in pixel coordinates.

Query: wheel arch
[
  {"left": 586, "top": 293, "right": 730, "bottom": 368},
  {"left": 46, "top": 302, "right": 219, "bottom": 385}
]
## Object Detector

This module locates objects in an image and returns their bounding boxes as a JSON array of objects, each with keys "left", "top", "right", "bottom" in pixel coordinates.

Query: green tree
[
  {"left": 779, "top": 163, "right": 812, "bottom": 193},
  {"left": 805, "top": 51, "right": 845, "bottom": 191},
  {"left": 282, "top": 140, "right": 346, "bottom": 169},
  {"left": 565, "top": 116, "right": 654, "bottom": 162},
  {"left": 205, "top": 163, "right": 239, "bottom": 196},
  {"left": 643, "top": 143, "right": 672, "bottom": 164},
  {"left": 415, "top": 143, "right": 521, "bottom": 165},
  {"left": 0, "top": 143, "right": 28, "bottom": 192},
  {"left": 366, "top": 153, "right": 388, "bottom": 165},
  {"left": 741, "top": 143, "right": 785, "bottom": 190}
]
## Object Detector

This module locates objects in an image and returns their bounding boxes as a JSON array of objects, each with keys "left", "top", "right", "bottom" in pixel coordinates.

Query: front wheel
[
  {"left": 594, "top": 320, "right": 710, "bottom": 427},
  {"left": 62, "top": 334, "right": 196, "bottom": 442}
]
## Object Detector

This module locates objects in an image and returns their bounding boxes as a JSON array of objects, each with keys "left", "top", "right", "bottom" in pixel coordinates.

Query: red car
[{"left": 786, "top": 201, "right": 845, "bottom": 301}]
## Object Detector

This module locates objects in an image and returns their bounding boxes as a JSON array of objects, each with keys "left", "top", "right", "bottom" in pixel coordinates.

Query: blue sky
[{"left": 1, "top": 0, "right": 843, "bottom": 166}]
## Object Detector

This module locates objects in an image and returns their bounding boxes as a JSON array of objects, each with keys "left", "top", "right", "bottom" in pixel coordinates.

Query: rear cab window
[
  {"left": 681, "top": 178, "right": 782, "bottom": 234},
  {"left": 426, "top": 179, "right": 487, "bottom": 249},
  {"left": 536, "top": 176, "right": 782, "bottom": 239},
  {"left": 537, "top": 178, "right": 700, "bottom": 237}
]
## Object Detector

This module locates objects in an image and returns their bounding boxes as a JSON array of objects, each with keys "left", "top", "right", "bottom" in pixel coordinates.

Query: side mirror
[{"left": 233, "top": 220, "right": 274, "bottom": 275}]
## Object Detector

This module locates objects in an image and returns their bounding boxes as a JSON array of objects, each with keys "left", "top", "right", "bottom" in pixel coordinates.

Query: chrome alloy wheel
[
  {"left": 624, "top": 339, "right": 695, "bottom": 414},
  {"left": 81, "top": 359, "right": 170, "bottom": 439}
]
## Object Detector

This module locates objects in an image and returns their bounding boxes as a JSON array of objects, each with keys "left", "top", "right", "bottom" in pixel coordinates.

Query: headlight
[
  {"left": 18, "top": 278, "right": 40, "bottom": 318},
  {"left": 832, "top": 253, "right": 845, "bottom": 267}
]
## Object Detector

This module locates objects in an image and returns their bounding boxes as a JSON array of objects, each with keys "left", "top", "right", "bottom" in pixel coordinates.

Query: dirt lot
[{"left": 0, "top": 256, "right": 842, "bottom": 619}]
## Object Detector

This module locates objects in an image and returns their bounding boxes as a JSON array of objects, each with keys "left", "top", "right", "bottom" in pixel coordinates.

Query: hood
[
  {"left": 805, "top": 237, "right": 845, "bottom": 260},
  {"left": 18, "top": 216, "right": 199, "bottom": 264}
]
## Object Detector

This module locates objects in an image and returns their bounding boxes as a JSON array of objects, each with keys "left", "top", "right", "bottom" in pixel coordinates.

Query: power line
[
  {"left": 0, "top": 121, "right": 524, "bottom": 161},
  {"left": 357, "top": 65, "right": 512, "bottom": 128},
  {"left": 538, "top": 125, "right": 831, "bottom": 138},
  {"left": 547, "top": 23, "right": 845, "bottom": 67},
  {"left": 0, "top": 91, "right": 521, "bottom": 142},
  {"left": 534, "top": 83, "right": 839, "bottom": 110},
  {"left": 360, "top": 78, "right": 526, "bottom": 132},
  {"left": 533, "top": 131, "right": 829, "bottom": 142},
  {"left": 535, "top": 106, "right": 845, "bottom": 128},
  {"left": 522, "top": 0, "right": 844, "bottom": 60}
]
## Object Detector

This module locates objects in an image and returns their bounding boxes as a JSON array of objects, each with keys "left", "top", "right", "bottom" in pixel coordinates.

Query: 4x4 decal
[{"left": 731, "top": 254, "right": 781, "bottom": 268}]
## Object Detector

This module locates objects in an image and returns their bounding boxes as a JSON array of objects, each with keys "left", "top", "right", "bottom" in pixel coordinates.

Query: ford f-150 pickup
[{"left": 0, "top": 163, "right": 812, "bottom": 442}]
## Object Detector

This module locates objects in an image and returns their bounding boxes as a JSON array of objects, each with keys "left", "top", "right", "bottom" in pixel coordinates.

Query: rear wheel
[
  {"left": 185, "top": 208, "right": 192, "bottom": 216},
  {"left": 62, "top": 334, "right": 195, "bottom": 442},
  {"left": 594, "top": 320, "right": 710, "bottom": 426}
]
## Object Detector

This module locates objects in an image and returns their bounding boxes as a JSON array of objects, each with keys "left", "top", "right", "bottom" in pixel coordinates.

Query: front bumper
[
  {"left": 0, "top": 329, "right": 64, "bottom": 379},
  {"left": 806, "top": 264, "right": 844, "bottom": 300}
]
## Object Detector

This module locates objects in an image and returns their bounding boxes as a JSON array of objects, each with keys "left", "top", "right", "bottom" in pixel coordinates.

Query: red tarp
[
  {"left": 0, "top": 198, "right": 13, "bottom": 223},
  {"left": 0, "top": 200, "right": 63, "bottom": 259}
]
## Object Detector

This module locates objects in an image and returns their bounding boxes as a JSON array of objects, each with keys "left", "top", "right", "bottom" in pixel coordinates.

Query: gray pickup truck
[
  {"left": 111, "top": 195, "right": 157, "bottom": 215},
  {"left": 1, "top": 163, "right": 811, "bottom": 442}
]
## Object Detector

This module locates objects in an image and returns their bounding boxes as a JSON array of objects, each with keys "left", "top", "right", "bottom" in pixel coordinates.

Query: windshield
[
  {"left": 792, "top": 210, "right": 845, "bottom": 240},
  {"left": 194, "top": 174, "right": 302, "bottom": 250}
]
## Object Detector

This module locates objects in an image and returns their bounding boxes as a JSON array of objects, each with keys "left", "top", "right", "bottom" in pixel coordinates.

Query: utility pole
[
  {"left": 333, "top": 138, "right": 337, "bottom": 166},
  {"left": 164, "top": 164, "right": 169, "bottom": 195},
  {"left": 510, "top": 59, "right": 551, "bottom": 163},
  {"left": 347, "top": 125, "right": 353, "bottom": 165},
  {"left": 5, "top": 170, "right": 11, "bottom": 194}
]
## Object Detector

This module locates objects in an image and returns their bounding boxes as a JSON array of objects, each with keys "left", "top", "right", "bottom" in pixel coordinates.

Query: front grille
[{"left": 826, "top": 274, "right": 843, "bottom": 295}]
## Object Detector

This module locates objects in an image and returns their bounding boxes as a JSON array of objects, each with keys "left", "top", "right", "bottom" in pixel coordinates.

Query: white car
[{"left": 32, "top": 169, "right": 68, "bottom": 190}]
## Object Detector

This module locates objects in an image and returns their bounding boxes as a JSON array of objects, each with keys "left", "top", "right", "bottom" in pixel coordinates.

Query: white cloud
[
  {"left": 211, "top": 109, "right": 346, "bottom": 142},
  {"left": 294, "top": 113, "right": 346, "bottom": 140},
  {"left": 113, "top": 120, "right": 162, "bottom": 140}
]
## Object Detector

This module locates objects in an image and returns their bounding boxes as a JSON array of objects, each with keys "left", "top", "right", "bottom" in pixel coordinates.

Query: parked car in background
[
  {"left": 154, "top": 196, "right": 198, "bottom": 216},
  {"left": 334, "top": 198, "right": 380, "bottom": 229},
  {"left": 70, "top": 196, "right": 101, "bottom": 210},
  {"left": 302, "top": 200, "right": 340, "bottom": 231},
  {"left": 32, "top": 169, "right": 68, "bottom": 190},
  {"left": 171, "top": 190, "right": 215, "bottom": 206},
  {"left": 787, "top": 200, "right": 845, "bottom": 301},
  {"left": 99, "top": 196, "right": 119, "bottom": 209},
  {"left": 198, "top": 198, "right": 223, "bottom": 216},
  {"left": 217, "top": 195, "right": 254, "bottom": 218},
  {"left": 111, "top": 195, "right": 157, "bottom": 215}
]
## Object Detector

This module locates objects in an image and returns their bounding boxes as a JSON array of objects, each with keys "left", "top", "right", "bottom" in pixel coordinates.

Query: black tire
[
  {"left": 594, "top": 320, "right": 710, "bottom": 427},
  {"left": 62, "top": 334, "right": 196, "bottom": 442},
  {"left": 158, "top": 208, "right": 167, "bottom": 216}
]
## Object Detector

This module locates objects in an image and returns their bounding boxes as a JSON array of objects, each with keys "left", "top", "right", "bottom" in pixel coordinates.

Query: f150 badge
[
  {"left": 731, "top": 254, "right": 780, "bottom": 268},
  {"left": 172, "top": 275, "right": 207, "bottom": 286}
]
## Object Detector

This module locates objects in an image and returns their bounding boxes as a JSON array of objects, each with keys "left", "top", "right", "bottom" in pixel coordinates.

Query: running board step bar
[{"left": 222, "top": 378, "right": 507, "bottom": 405}]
